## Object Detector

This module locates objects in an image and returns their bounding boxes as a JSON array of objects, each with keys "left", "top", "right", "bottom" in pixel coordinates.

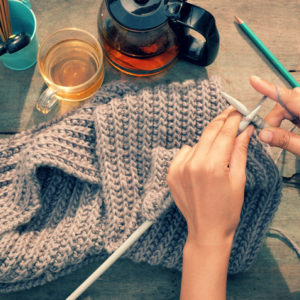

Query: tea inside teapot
[
  {"left": 97, "top": 0, "right": 219, "bottom": 76},
  {"left": 98, "top": 0, "right": 179, "bottom": 76}
]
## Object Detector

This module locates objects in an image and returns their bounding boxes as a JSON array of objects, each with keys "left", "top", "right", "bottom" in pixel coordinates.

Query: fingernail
[
  {"left": 259, "top": 130, "right": 273, "bottom": 143},
  {"left": 294, "top": 87, "right": 300, "bottom": 95},
  {"left": 251, "top": 75, "right": 262, "bottom": 83},
  {"left": 248, "top": 125, "right": 255, "bottom": 138},
  {"left": 225, "top": 105, "right": 234, "bottom": 111}
]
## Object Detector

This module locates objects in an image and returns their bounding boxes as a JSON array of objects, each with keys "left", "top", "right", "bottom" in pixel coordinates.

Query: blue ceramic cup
[{"left": 0, "top": 0, "right": 38, "bottom": 71}]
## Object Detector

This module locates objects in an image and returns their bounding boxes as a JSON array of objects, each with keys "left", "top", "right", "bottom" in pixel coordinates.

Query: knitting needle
[
  {"left": 66, "top": 220, "right": 154, "bottom": 300},
  {"left": 221, "top": 92, "right": 268, "bottom": 132},
  {"left": 238, "top": 95, "right": 267, "bottom": 132}
]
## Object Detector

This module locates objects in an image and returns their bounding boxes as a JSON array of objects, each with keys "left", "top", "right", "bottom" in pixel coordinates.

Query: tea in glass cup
[{"left": 36, "top": 28, "right": 104, "bottom": 114}]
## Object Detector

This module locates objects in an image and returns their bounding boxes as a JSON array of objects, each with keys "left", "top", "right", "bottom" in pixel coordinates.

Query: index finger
[
  {"left": 250, "top": 76, "right": 300, "bottom": 119},
  {"left": 208, "top": 110, "right": 242, "bottom": 167},
  {"left": 193, "top": 106, "right": 235, "bottom": 156}
]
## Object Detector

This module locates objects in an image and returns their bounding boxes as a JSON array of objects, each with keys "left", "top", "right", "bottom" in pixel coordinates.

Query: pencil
[{"left": 235, "top": 16, "right": 300, "bottom": 88}]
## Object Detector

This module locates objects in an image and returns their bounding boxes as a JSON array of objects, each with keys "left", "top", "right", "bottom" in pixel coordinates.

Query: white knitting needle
[
  {"left": 237, "top": 95, "right": 268, "bottom": 133},
  {"left": 66, "top": 220, "right": 154, "bottom": 300},
  {"left": 221, "top": 92, "right": 268, "bottom": 133}
]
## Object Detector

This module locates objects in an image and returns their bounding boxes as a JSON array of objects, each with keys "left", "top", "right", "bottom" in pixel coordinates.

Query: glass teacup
[{"left": 36, "top": 28, "right": 104, "bottom": 114}]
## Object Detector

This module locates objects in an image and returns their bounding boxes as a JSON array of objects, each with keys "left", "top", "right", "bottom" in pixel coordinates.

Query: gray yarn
[{"left": 0, "top": 79, "right": 282, "bottom": 293}]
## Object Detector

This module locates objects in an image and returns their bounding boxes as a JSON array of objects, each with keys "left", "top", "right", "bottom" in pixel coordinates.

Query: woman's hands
[
  {"left": 167, "top": 107, "right": 254, "bottom": 300},
  {"left": 166, "top": 75, "right": 299, "bottom": 300},
  {"left": 250, "top": 75, "right": 300, "bottom": 156}
]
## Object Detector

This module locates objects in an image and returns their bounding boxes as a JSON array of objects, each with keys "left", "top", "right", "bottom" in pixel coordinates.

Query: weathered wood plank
[{"left": 0, "top": 0, "right": 299, "bottom": 299}]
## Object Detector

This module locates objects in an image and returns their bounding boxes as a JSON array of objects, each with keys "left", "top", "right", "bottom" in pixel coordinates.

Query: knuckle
[
  {"left": 183, "top": 159, "right": 205, "bottom": 180},
  {"left": 167, "top": 162, "right": 176, "bottom": 177},
  {"left": 277, "top": 132, "right": 291, "bottom": 150},
  {"left": 291, "top": 87, "right": 300, "bottom": 97},
  {"left": 181, "top": 158, "right": 225, "bottom": 183},
  {"left": 205, "top": 118, "right": 224, "bottom": 131},
  {"left": 200, "top": 160, "right": 219, "bottom": 176},
  {"left": 237, "top": 141, "right": 249, "bottom": 154},
  {"left": 221, "top": 127, "right": 235, "bottom": 139},
  {"left": 167, "top": 145, "right": 193, "bottom": 187},
  {"left": 183, "top": 160, "right": 197, "bottom": 177},
  {"left": 181, "top": 144, "right": 191, "bottom": 151},
  {"left": 166, "top": 171, "right": 177, "bottom": 189}
]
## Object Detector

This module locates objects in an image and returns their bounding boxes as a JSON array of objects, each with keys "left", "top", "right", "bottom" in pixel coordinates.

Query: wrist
[
  {"left": 183, "top": 238, "right": 233, "bottom": 262},
  {"left": 181, "top": 237, "right": 233, "bottom": 300},
  {"left": 184, "top": 231, "right": 235, "bottom": 251}
]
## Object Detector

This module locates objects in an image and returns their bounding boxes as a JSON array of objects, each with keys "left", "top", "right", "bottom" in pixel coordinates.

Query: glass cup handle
[
  {"left": 36, "top": 87, "right": 58, "bottom": 114},
  {"left": 166, "top": 1, "right": 220, "bottom": 66}
]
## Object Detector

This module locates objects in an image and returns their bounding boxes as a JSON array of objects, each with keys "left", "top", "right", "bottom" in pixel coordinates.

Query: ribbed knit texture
[{"left": 0, "top": 79, "right": 282, "bottom": 293}]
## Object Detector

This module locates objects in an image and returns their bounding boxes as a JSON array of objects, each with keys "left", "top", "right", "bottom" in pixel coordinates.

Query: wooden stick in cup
[
  {"left": 0, "top": 1, "right": 6, "bottom": 39},
  {"left": 0, "top": 0, "right": 8, "bottom": 40},
  {"left": 0, "top": 21, "right": 6, "bottom": 41},
  {"left": 3, "top": 0, "right": 11, "bottom": 37},
  {"left": 0, "top": 0, "right": 11, "bottom": 41}
]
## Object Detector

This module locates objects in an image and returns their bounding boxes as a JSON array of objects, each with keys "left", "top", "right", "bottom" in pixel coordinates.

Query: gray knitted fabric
[{"left": 0, "top": 79, "right": 282, "bottom": 293}]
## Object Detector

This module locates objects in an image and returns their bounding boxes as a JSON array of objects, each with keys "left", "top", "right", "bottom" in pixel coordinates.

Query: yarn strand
[{"left": 268, "top": 227, "right": 300, "bottom": 258}]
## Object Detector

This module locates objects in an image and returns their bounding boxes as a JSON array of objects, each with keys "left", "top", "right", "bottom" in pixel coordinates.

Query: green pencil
[{"left": 235, "top": 16, "right": 300, "bottom": 88}]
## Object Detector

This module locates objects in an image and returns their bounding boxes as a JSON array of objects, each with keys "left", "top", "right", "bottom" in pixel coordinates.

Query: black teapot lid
[{"left": 106, "top": 0, "right": 168, "bottom": 30}]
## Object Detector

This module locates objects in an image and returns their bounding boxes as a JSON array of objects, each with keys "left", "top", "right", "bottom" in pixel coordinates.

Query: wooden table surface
[{"left": 0, "top": 0, "right": 299, "bottom": 299}]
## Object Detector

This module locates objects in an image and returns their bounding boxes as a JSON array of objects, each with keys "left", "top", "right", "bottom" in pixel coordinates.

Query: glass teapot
[{"left": 98, "top": 0, "right": 219, "bottom": 76}]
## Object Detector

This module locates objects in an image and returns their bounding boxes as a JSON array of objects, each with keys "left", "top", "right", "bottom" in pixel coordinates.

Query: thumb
[{"left": 259, "top": 127, "right": 300, "bottom": 156}]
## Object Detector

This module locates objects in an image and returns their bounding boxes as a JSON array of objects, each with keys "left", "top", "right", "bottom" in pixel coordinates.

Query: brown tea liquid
[
  {"left": 41, "top": 39, "right": 104, "bottom": 100},
  {"left": 101, "top": 37, "right": 179, "bottom": 76}
]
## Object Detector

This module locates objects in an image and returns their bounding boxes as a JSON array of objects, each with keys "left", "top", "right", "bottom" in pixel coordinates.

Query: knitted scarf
[{"left": 0, "top": 79, "right": 282, "bottom": 293}]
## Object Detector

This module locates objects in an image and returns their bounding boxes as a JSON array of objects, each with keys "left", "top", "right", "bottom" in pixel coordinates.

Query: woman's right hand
[{"left": 250, "top": 76, "right": 300, "bottom": 156}]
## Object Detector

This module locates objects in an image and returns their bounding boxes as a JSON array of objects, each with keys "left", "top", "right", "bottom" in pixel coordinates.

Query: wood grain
[{"left": 0, "top": 0, "right": 299, "bottom": 299}]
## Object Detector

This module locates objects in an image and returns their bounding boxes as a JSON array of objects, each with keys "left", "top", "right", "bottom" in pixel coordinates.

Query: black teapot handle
[{"left": 168, "top": 1, "right": 219, "bottom": 66}]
